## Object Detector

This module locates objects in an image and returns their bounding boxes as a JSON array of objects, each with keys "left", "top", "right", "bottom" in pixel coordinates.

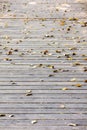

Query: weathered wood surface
[{"left": 0, "top": 0, "right": 87, "bottom": 130}]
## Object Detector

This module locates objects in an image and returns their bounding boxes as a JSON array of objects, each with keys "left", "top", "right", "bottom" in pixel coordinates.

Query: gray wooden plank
[
  {"left": 0, "top": 113, "right": 87, "bottom": 120},
  {"left": 0, "top": 0, "right": 87, "bottom": 129},
  {"left": 0, "top": 108, "right": 87, "bottom": 114},
  {"left": 0, "top": 126, "right": 86, "bottom": 130},
  {"left": 0, "top": 104, "right": 87, "bottom": 109}
]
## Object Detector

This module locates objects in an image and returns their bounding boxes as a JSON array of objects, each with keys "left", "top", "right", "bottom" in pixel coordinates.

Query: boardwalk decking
[{"left": 0, "top": 0, "right": 87, "bottom": 130}]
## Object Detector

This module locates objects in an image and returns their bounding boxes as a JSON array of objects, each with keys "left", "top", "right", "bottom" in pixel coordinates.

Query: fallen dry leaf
[
  {"left": 60, "top": 104, "right": 65, "bottom": 108},
  {"left": 62, "top": 87, "right": 69, "bottom": 90},
  {"left": 69, "top": 17, "right": 78, "bottom": 21},
  {"left": 84, "top": 80, "right": 87, "bottom": 83},
  {"left": 31, "top": 120, "right": 37, "bottom": 124},
  {"left": 70, "top": 78, "right": 77, "bottom": 82},
  {"left": 75, "top": 83, "right": 82, "bottom": 87},
  {"left": 7, "top": 51, "right": 12, "bottom": 55},
  {"left": 73, "top": 62, "right": 81, "bottom": 66},
  {"left": 0, "top": 114, "right": 6, "bottom": 117},
  {"left": 83, "top": 67, "right": 87, "bottom": 72},
  {"left": 26, "top": 90, "right": 32, "bottom": 96},
  {"left": 68, "top": 123, "right": 78, "bottom": 126}
]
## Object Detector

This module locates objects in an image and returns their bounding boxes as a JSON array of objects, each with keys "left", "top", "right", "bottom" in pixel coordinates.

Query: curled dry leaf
[
  {"left": 43, "top": 50, "right": 49, "bottom": 55},
  {"left": 5, "top": 35, "right": 10, "bottom": 40},
  {"left": 75, "top": 83, "right": 82, "bottom": 87},
  {"left": 31, "top": 120, "right": 37, "bottom": 124},
  {"left": 60, "top": 20, "right": 66, "bottom": 26},
  {"left": 67, "top": 27, "right": 71, "bottom": 31},
  {"left": 47, "top": 65, "right": 54, "bottom": 69},
  {"left": 56, "top": 7, "right": 59, "bottom": 11},
  {"left": 14, "top": 49, "right": 18, "bottom": 52},
  {"left": 72, "top": 52, "right": 76, "bottom": 55},
  {"left": 40, "top": 18, "right": 46, "bottom": 21},
  {"left": 68, "top": 123, "right": 78, "bottom": 126},
  {"left": 69, "top": 17, "right": 78, "bottom": 21},
  {"left": 4, "top": 58, "right": 12, "bottom": 61},
  {"left": 73, "top": 62, "right": 81, "bottom": 66},
  {"left": 19, "top": 53, "right": 25, "bottom": 57},
  {"left": 84, "top": 80, "right": 87, "bottom": 83},
  {"left": 60, "top": 104, "right": 65, "bottom": 109},
  {"left": 9, "top": 114, "right": 14, "bottom": 117},
  {"left": 62, "top": 87, "right": 69, "bottom": 90},
  {"left": 37, "top": 64, "right": 43, "bottom": 67},
  {"left": 83, "top": 58, "right": 87, "bottom": 60},
  {"left": 67, "top": 57, "right": 72, "bottom": 60},
  {"left": 0, "top": 114, "right": 6, "bottom": 117},
  {"left": 53, "top": 70, "right": 59, "bottom": 73},
  {"left": 64, "top": 54, "right": 70, "bottom": 58},
  {"left": 26, "top": 90, "right": 32, "bottom": 96},
  {"left": 45, "top": 34, "right": 54, "bottom": 38},
  {"left": 82, "top": 54, "right": 86, "bottom": 57},
  {"left": 81, "top": 22, "right": 87, "bottom": 27},
  {"left": 70, "top": 78, "right": 77, "bottom": 82},
  {"left": 56, "top": 50, "right": 61, "bottom": 53},
  {"left": 7, "top": 51, "right": 12, "bottom": 55},
  {"left": 83, "top": 67, "right": 87, "bottom": 72},
  {"left": 48, "top": 74, "right": 54, "bottom": 77},
  {"left": 69, "top": 47, "right": 77, "bottom": 50}
]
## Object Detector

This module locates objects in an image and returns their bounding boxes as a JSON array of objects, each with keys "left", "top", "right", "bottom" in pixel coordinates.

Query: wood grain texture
[{"left": 0, "top": 0, "right": 87, "bottom": 130}]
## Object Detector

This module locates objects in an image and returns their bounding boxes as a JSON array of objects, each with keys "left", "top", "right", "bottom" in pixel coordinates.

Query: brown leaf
[
  {"left": 81, "top": 22, "right": 87, "bottom": 27},
  {"left": 7, "top": 51, "right": 12, "bottom": 55},
  {"left": 75, "top": 83, "right": 82, "bottom": 87},
  {"left": 4, "top": 58, "right": 12, "bottom": 61},
  {"left": 83, "top": 67, "right": 87, "bottom": 72},
  {"left": 84, "top": 80, "right": 87, "bottom": 83},
  {"left": 60, "top": 20, "right": 66, "bottom": 26},
  {"left": 73, "top": 62, "right": 81, "bottom": 66},
  {"left": 56, "top": 50, "right": 61, "bottom": 53},
  {"left": 69, "top": 17, "right": 78, "bottom": 21},
  {"left": 0, "top": 114, "right": 6, "bottom": 117}
]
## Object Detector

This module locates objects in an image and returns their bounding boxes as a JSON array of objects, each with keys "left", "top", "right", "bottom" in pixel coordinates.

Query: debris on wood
[
  {"left": 62, "top": 87, "right": 69, "bottom": 90},
  {"left": 46, "top": 65, "right": 55, "bottom": 69},
  {"left": 73, "top": 62, "right": 81, "bottom": 66},
  {"left": 53, "top": 70, "right": 59, "bottom": 73},
  {"left": 70, "top": 78, "right": 77, "bottom": 82},
  {"left": 81, "top": 22, "right": 87, "bottom": 27},
  {"left": 74, "top": 83, "right": 82, "bottom": 87},
  {"left": 7, "top": 50, "right": 12, "bottom": 55},
  {"left": 68, "top": 123, "right": 78, "bottom": 126},
  {"left": 60, "top": 20, "right": 66, "bottom": 26},
  {"left": 84, "top": 80, "right": 87, "bottom": 83},
  {"left": 67, "top": 57, "right": 72, "bottom": 60},
  {"left": 26, "top": 90, "right": 32, "bottom": 96},
  {"left": 4, "top": 58, "right": 12, "bottom": 61},
  {"left": 69, "top": 17, "right": 78, "bottom": 21},
  {"left": 56, "top": 50, "right": 61, "bottom": 53},
  {"left": 48, "top": 74, "right": 54, "bottom": 77},
  {"left": 45, "top": 34, "right": 54, "bottom": 38},
  {"left": 83, "top": 58, "right": 87, "bottom": 61},
  {"left": 31, "top": 120, "right": 37, "bottom": 124},
  {"left": 0, "top": 114, "right": 6, "bottom": 117},
  {"left": 60, "top": 104, "right": 65, "bottom": 108},
  {"left": 83, "top": 67, "right": 87, "bottom": 72},
  {"left": 9, "top": 115, "right": 14, "bottom": 117}
]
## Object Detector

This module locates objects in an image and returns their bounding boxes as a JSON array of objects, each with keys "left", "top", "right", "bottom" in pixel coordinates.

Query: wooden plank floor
[{"left": 0, "top": 0, "right": 87, "bottom": 129}]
